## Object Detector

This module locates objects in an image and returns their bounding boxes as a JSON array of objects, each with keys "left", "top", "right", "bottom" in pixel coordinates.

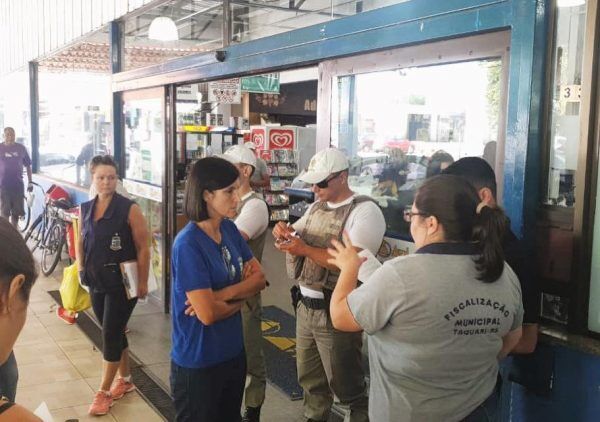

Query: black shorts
[{"left": 0, "top": 188, "right": 24, "bottom": 218}]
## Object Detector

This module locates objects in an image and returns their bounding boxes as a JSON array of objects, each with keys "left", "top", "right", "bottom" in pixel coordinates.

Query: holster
[{"left": 290, "top": 285, "right": 301, "bottom": 314}]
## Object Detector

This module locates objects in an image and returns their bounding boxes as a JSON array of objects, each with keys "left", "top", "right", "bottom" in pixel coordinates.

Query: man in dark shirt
[
  {"left": 443, "top": 157, "right": 539, "bottom": 353},
  {"left": 0, "top": 127, "right": 33, "bottom": 228}
]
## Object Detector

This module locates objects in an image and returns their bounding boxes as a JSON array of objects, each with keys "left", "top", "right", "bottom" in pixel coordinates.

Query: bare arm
[
  {"left": 185, "top": 288, "right": 243, "bottom": 325},
  {"left": 499, "top": 327, "right": 523, "bottom": 360},
  {"left": 0, "top": 401, "right": 42, "bottom": 422},
  {"left": 25, "top": 165, "right": 32, "bottom": 184},
  {"left": 509, "top": 324, "right": 538, "bottom": 354},
  {"left": 128, "top": 204, "right": 150, "bottom": 297},
  {"left": 327, "top": 234, "right": 363, "bottom": 332},
  {"left": 330, "top": 269, "right": 363, "bottom": 332},
  {"left": 217, "top": 258, "right": 266, "bottom": 301},
  {"left": 277, "top": 236, "right": 362, "bottom": 272}
]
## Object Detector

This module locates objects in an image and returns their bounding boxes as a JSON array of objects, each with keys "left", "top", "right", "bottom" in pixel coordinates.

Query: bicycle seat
[{"left": 51, "top": 198, "right": 73, "bottom": 210}]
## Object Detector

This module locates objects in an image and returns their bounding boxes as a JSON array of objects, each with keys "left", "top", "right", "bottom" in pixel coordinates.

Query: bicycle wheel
[
  {"left": 41, "top": 222, "right": 66, "bottom": 276},
  {"left": 18, "top": 198, "right": 31, "bottom": 232},
  {"left": 24, "top": 214, "right": 43, "bottom": 252}
]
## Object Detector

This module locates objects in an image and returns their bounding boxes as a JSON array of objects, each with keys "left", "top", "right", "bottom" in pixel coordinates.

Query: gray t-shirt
[{"left": 347, "top": 245, "right": 523, "bottom": 422}]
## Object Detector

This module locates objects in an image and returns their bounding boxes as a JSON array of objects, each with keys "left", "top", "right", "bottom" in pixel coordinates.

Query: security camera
[{"left": 215, "top": 50, "right": 226, "bottom": 62}]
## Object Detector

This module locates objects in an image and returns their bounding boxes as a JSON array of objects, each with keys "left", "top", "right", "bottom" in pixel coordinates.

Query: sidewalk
[{"left": 13, "top": 271, "right": 164, "bottom": 422}]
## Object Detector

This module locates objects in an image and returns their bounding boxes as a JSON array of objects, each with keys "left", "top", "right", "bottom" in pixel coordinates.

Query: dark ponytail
[
  {"left": 415, "top": 175, "right": 507, "bottom": 283},
  {"left": 472, "top": 205, "right": 507, "bottom": 283}
]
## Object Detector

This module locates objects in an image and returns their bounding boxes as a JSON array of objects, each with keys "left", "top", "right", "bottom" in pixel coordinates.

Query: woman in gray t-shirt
[{"left": 327, "top": 174, "right": 523, "bottom": 422}]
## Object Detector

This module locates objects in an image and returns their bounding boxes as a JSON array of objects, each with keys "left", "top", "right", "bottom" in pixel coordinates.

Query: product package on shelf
[
  {"left": 270, "top": 208, "right": 290, "bottom": 222},
  {"left": 265, "top": 193, "right": 289, "bottom": 206},
  {"left": 271, "top": 149, "right": 297, "bottom": 163},
  {"left": 251, "top": 126, "right": 304, "bottom": 224},
  {"left": 270, "top": 177, "right": 292, "bottom": 191}
]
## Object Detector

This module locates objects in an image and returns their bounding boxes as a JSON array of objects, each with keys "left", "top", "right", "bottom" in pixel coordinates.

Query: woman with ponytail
[{"left": 328, "top": 174, "right": 523, "bottom": 422}]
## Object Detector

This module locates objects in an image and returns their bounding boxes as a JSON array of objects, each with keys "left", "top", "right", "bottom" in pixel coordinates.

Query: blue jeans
[
  {"left": 462, "top": 386, "right": 499, "bottom": 422},
  {"left": 0, "top": 351, "right": 18, "bottom": 401},
  {"left": 170, "top": 353, "right": 246, "bottom": 422}
]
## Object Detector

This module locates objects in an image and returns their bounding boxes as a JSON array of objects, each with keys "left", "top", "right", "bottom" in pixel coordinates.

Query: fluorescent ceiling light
[
  {"left": 148, "top": 16, "right": 179, "bottom": 41},
  {"left": 557, "top": 0, "right": 585, "bottom": 7}
]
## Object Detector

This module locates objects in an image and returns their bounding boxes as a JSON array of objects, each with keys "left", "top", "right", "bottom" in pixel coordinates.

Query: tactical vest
[
  {"left": 290, "top": 195, "right": 377, "bottom": 292},
  {"left": 237, "top": 192, "right": 267, "bottom": 262},
  {"left": 81, "top": 193, "right": 137, "bottom": 292}
]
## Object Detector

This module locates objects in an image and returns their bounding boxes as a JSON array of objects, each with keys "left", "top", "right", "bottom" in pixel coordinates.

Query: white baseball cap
[
  {"left": 223, "top": 145, "right": 257, "bottom": 168},
  {"left": 298, "top": 148, "right": 349, "bottom": 184},
  {"left": 244, "top": 142, "right": 256, "bottom": 150}
]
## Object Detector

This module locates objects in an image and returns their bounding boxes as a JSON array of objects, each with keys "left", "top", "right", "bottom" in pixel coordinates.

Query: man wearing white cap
[
  {"left": 223, "top": 145, "right": 269, "bottom": 422},
  {"left": 244, "top": 142, "right": 270, "bottom": 191},
  {"left": 273, "top": 148, "right": 385, "bottom": 422}
]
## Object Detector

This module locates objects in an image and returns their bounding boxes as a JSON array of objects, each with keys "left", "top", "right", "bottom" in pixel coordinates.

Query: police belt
[{"left": 300, "top": 289, "right": 333, "bottom": 310}]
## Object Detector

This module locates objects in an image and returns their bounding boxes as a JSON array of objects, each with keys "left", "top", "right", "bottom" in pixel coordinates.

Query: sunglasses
[
  {"left": 403, "top": 209, "right": 427, "bottom": 223},
  {"left": 315, "top": 171, "right": 342, "bottom": 189}
]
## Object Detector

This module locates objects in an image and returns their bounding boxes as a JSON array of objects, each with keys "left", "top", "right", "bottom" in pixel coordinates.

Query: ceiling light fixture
[{"left": 148, "top": 16, "right": 179, "bottom": 41}]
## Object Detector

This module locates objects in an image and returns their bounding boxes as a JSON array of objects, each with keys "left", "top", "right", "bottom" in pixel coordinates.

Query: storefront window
[
  {"left": 0, "top": 69, "right": 31, "bottom": 154},
  {"left": 544, "top": 2, "right": 587, "bottom": 207},
  {"left": 231, "top": 0, "right": 410, "bottom": 43},
  {"left": 122, "top": 1, "right": 223, "bottom": 72},
  {"left": 123, "top": 89, "right": 165, "bottom": 304},
  {"left": 38, "top": 68, "right": 113, "bottom": 187},
  {"left": 331, "top": 59, "right": 502, "bottom": 239}
]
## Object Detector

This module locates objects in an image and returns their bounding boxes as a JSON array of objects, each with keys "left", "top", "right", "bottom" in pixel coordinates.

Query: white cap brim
[{"left": 298, "top": 170, "right": 330, "bottom": 184}]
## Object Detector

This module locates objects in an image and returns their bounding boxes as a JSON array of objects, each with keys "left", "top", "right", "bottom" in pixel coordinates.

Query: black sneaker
[{"left": 241, "top": 406, "right": 261, "bottom": 422}]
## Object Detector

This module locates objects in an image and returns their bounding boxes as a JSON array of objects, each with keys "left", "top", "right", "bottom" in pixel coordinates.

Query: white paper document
[
  {"left": 34, "top": 401, "right": 54, "bottom": 422},
  {"left": 120, "top": 261, "right": 159, "bottom": 299},
  {"left": 357, "top": 249, "right": 383, "bottom": 283}
]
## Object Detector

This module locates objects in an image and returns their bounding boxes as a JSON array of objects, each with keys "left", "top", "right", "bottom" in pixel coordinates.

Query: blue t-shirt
[{"left": 171, "top": 219, "right": 253, "bottom": 368}]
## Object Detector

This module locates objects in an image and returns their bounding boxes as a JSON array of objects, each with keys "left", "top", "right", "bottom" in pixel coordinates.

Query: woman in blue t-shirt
[{"left": 171, "top": 157, "right": 266, "bottom": 422}]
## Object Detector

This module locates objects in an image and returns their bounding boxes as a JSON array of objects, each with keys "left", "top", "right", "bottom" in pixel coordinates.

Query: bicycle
[
  {"left": 17, "top": 181, "right": 44, "bottom": 233},
  {"left": 25, "top": 185, "right": 73, "bottom": 276},
  {"left": 39, "top": 205, "right": 78, "bottom": 276}
]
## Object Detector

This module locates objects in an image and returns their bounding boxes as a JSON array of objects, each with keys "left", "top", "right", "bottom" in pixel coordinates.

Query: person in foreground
[
  {"left": 0, "top": 219, "right": 41, "bottom": 421},
  {"left": 76, "top": 155, "right": 151, "bottom": 416},
  {"left": 171, "top": 157, "right": 266, "bottom": 422},
  {"left": 328, "top": 174, "right": 524, "bottom": 422}
]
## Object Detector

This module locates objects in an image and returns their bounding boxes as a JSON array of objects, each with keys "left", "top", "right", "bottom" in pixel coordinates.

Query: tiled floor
[{"left": 13, "top": 272, "right": 164, "bottom": 421}]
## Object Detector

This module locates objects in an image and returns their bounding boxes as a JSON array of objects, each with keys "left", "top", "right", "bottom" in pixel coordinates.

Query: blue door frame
[{"left": 113, "top": 0, "right": 548, "bottom": 244}]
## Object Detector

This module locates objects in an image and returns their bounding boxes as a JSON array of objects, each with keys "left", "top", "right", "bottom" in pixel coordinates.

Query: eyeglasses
[
  {"left": 315, "top": 171, "right": 342, "bottom": 189},
  {"left": 403, "top": 209, "right": 427, "bottom": 222}
]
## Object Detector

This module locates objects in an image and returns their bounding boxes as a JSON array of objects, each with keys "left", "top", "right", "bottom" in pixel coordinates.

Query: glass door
[{"left": 122, "top": 87, "right": 167, "bottom": 308}]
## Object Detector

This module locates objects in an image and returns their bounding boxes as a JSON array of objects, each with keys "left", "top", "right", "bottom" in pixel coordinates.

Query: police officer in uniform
[
  {"left": 223, "top": 145, "right": 270, "bottom": 422},
  {"left": 76, "top": 155, "right": 150, "bottom": 416},
  {"left": 273, "top": 148, "right": 386, "bottom": 422}
]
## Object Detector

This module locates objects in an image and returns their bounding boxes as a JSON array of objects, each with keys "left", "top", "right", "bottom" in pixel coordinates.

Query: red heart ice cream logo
[
  {"left": 270, "top": 131, "right": 293, "bottom": 149},
  {"left": 253, "top": 133, "right": 265, "bottom": 148}
]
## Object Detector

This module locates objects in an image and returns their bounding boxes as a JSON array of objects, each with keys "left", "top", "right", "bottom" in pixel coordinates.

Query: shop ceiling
[{"left": 38, "top": 0, "right": 385, "bottom": 73}]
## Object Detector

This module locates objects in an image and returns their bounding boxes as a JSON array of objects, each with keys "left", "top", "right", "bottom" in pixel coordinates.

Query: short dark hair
[
  {"left": 89, "top": 155, "right": 118, "bottom": 174},
  {"left": 184, "top": 157, "right": 240, "bottom": 222},
  {"left": 0, "top": 218, "right": 38, "bottom": 301},
  {"left": 426, "top": 150, "right": 454, "bottom": 178},
  {"left": 415, "top": 174, "right": 507, "bottom": 283},
  {"left": 442, "top": 157, "right": 497, "bottom": 199}
]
